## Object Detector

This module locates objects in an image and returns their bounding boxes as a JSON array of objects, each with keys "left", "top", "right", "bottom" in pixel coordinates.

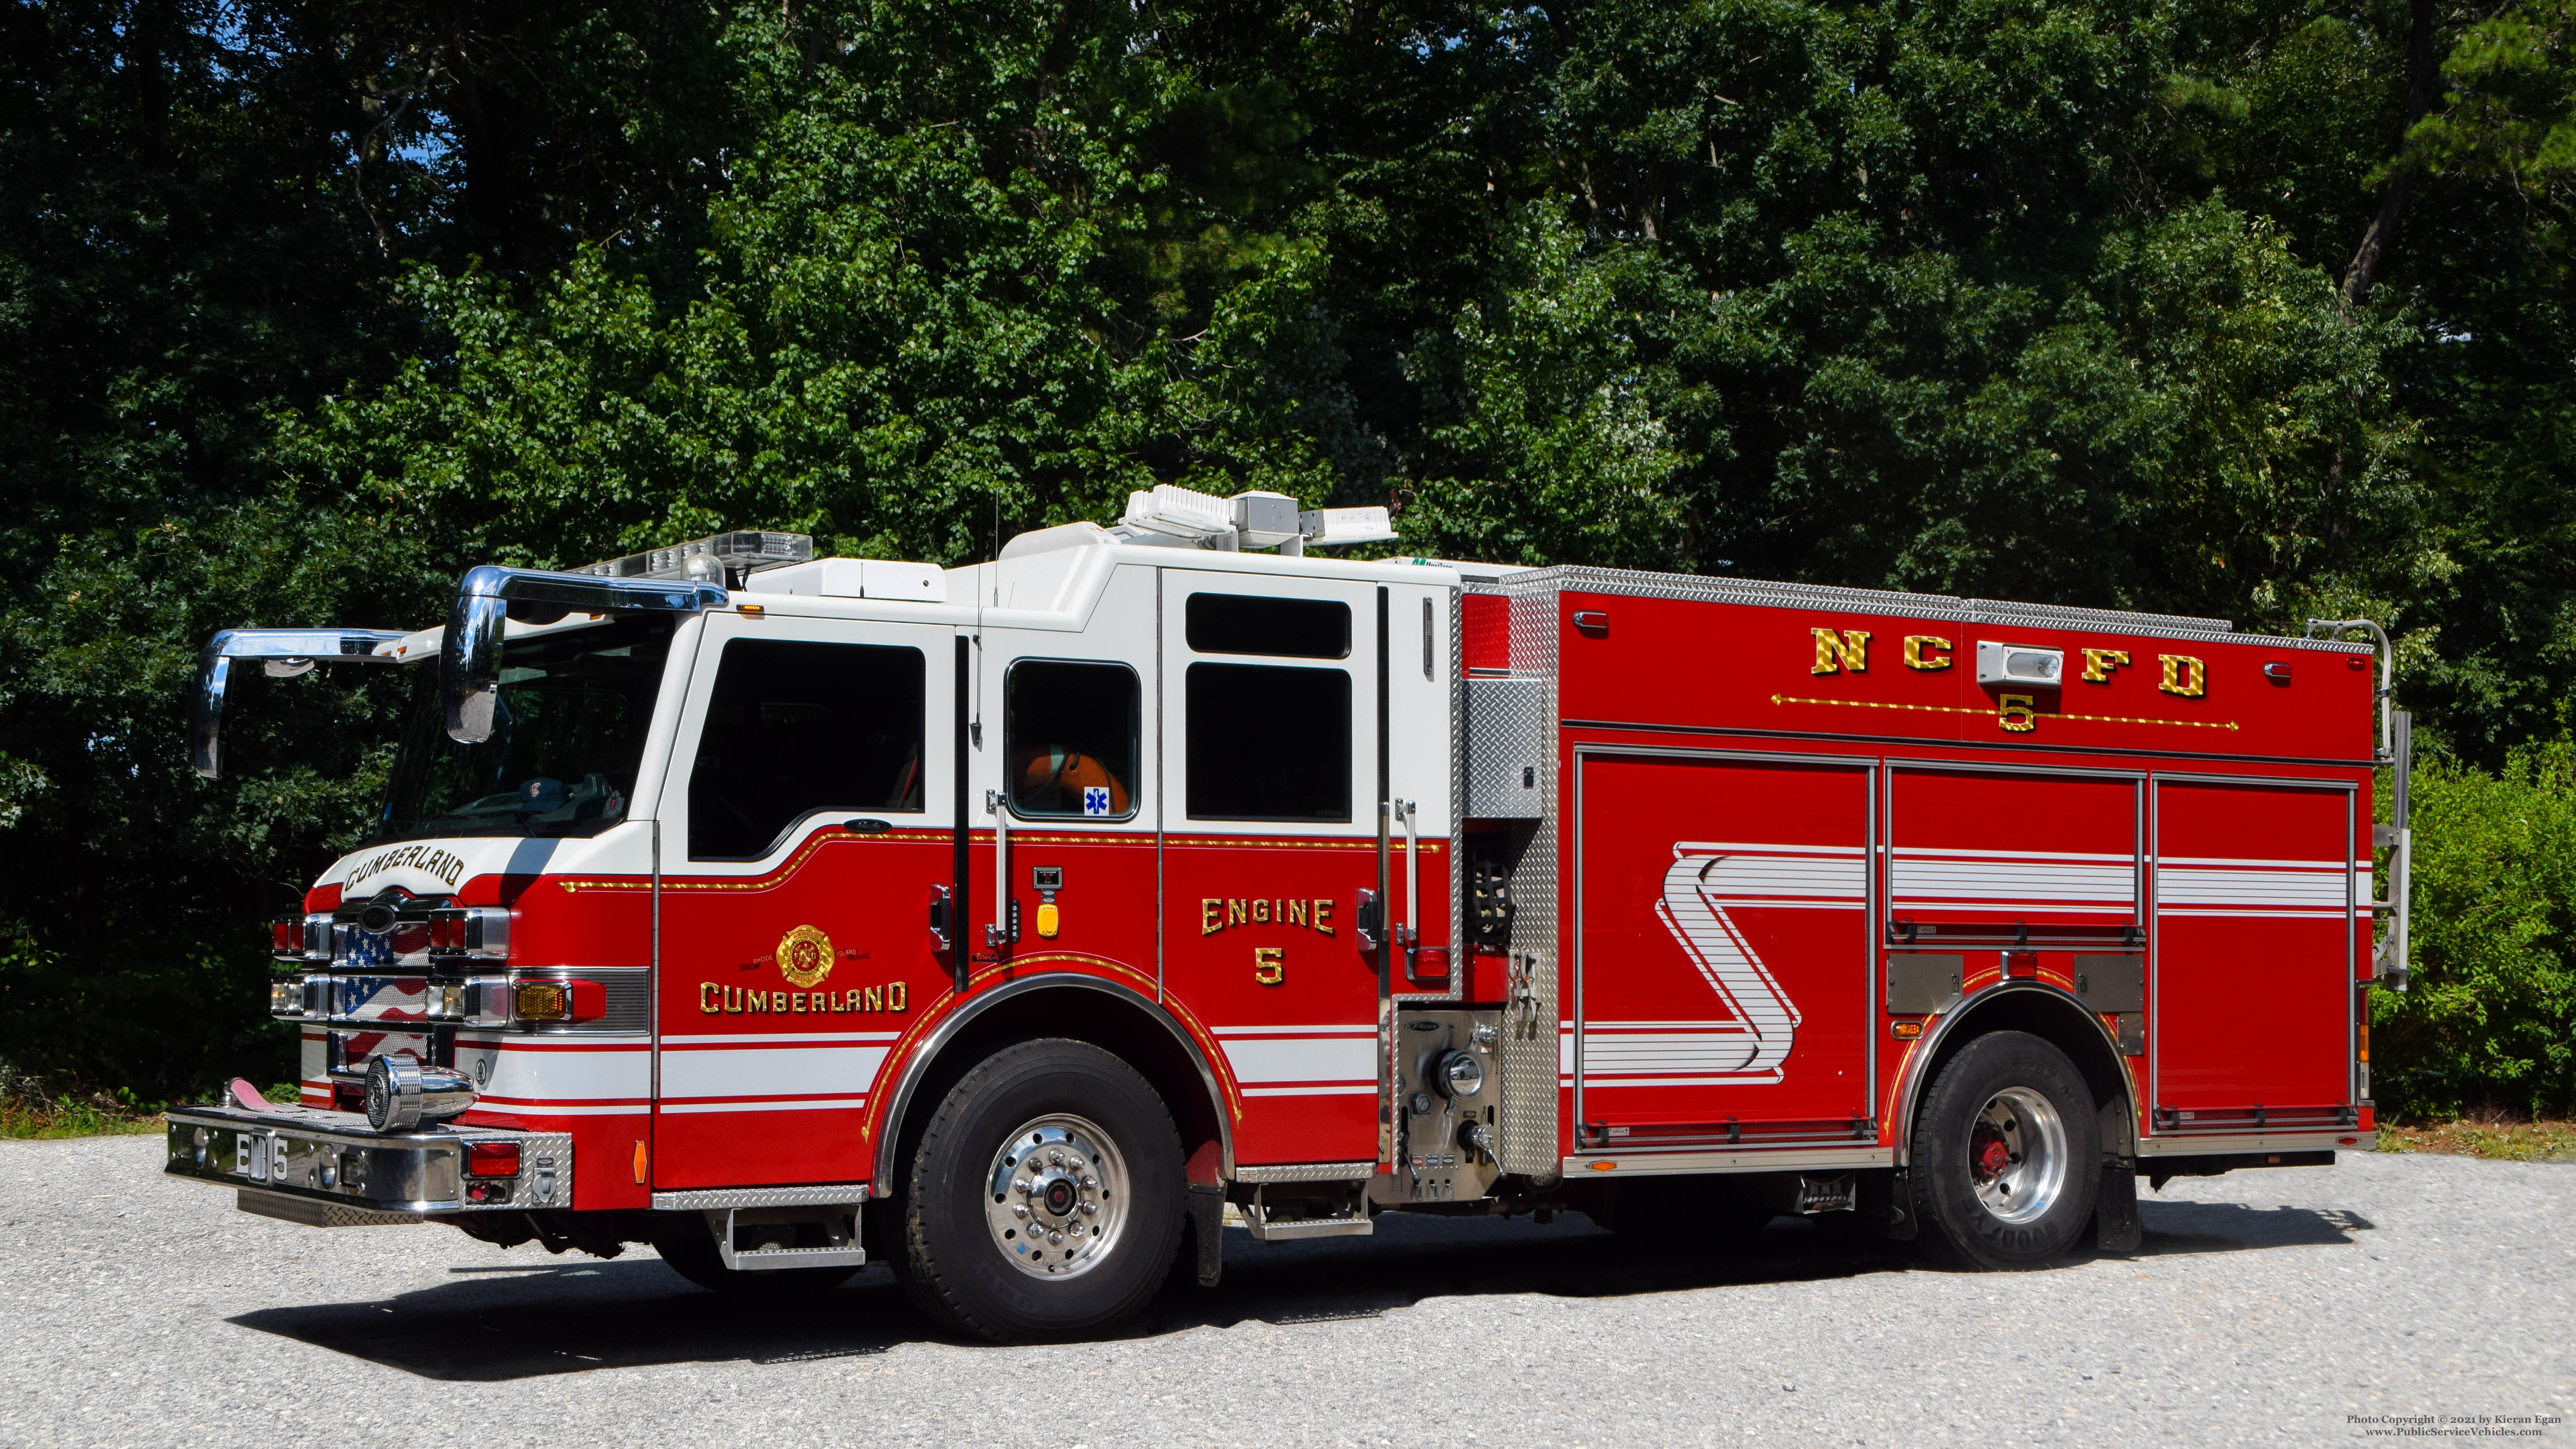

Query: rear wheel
[
  {"left": 894, "top": 1038, "right": 1183, "bottom": 1342},
  {"left": 1913, "top": 1031, "right": 2099, "bottom": 1269}
]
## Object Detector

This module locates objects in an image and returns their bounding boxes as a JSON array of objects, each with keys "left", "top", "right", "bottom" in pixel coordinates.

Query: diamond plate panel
[
  {"left": 1465, "top": 677, "right": 1548, "bottom": 819},
  {"left": 652, "top": 1182, "right": 871, "bottom": 1210},
  {"left": 1487, "top": 563, "right": 2374, "bottom": 656},
  {"left": 1492, "top": 581, "right": 1562, "bottom": 1178}
]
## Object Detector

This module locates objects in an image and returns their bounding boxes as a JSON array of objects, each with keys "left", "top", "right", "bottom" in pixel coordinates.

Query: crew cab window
[
  {"left": 1185, "top": 663, "right": 1351, "bottom": 821},
  {"left": 1185, "top": 593, "right": 1350, "bottom": 658},
  {"left": 1006, "top": 661, "right": 1140, "bottom": 819},
  {"left": 690, "top": 639, "right": 924, "bottom": 859}
]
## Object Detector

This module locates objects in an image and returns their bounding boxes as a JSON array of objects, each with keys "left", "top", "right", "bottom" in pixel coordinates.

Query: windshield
[{"left": 374, "top": 614, "right": 676, "bottom": 845}]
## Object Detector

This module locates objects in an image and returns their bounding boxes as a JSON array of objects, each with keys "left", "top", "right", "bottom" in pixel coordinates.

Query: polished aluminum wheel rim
[
  {"left": 985, "top": 1114, "right": 1130, "bottom": 1280},
  {"left": 1967, "top": 1086, "right": 2067, "bottom": 1225}
]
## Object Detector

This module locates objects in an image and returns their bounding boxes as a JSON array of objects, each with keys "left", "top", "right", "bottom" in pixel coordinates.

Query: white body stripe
[
  {"left": 658, "top": 1044, "right": 890, "bottom": 1101},
  {"left": 656, "top": 1097, "right": 869, "bottom": 1115},
  {"left": 1612, "top": 844, "right": 1850, "bottom": 1084},
  {"left": 454, "top": 1040, "right": 649, "bottom": 1104},
  {"left": 1217, "top": 1036, "right": 1376, "bottom": 1086}
]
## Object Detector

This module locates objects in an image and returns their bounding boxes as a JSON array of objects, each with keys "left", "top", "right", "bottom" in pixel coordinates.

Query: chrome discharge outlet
[{"left": 364, "top": 1054, "right": 477, "bottom": 1132}]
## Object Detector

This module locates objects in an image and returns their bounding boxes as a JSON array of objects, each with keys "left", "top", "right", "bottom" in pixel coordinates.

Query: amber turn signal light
[
  {"left": 514, "top": 980, "right": 571, "bottom": 1021},
  {"left": 1890, "top": 1020, "right": 1924, "bottom": 1040}
]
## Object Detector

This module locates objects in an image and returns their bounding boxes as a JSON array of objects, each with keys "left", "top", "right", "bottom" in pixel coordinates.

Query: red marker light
[{"left": 466, "top": 1142, "right": 521, "bottom": 1178}]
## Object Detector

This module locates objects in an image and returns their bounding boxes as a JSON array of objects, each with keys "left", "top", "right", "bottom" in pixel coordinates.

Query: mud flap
[
  {"left": 1861, "top": 1168, "right": 1920, "bottom": 1241},
  {"left": 2090, "top": 1160, "right": 2142, "bottom": 1254},
  {"left": 1186, "top": 1181, "right": 1225, "bottom": 1287}
]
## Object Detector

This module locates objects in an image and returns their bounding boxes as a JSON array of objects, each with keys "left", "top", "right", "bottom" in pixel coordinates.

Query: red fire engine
[{"left": 168, "top": 485, "right": 2412, "bottom": 1342}]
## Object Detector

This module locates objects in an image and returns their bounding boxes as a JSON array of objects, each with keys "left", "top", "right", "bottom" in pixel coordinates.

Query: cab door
[
  {"left": 651, "top": 610, "right": 953, "bottom": 1190},
  {"left": 1158, "top": 570, "right": 1452, "bottom": 1167}
]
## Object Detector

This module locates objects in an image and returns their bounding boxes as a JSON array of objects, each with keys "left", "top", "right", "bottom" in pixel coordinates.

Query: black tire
[
  {"left": 1912, "top": 1031, "right": 2101, "bottom": 1269},
  {"left": 893, "top": 1038, "right": 1183, "bottom": 1342},
  {"left": 650, "top": 1221, "right": 859, "bottom": 1296}
]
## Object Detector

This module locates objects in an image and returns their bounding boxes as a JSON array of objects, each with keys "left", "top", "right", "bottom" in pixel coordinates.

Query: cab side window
[
  {"left": 1185, "top": 593, "right": 1350, "bottom": 658},
  {"left": 690, "top": 639, "right": 924, "bottom": 859},
  {"left": 1185, "top": 663, "right": 1351, "bottom": 822},
  {"left": 1006, "top": 661, "right": 1140, "bottom": 819}
]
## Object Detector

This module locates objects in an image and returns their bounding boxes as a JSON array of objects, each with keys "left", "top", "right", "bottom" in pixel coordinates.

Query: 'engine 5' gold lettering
[
  {"left": 698, "top": 981, "right": 909, "bottom": 1014},
  {"left": 1200, "top": 898, "right": 1336, "bottom": 937}
]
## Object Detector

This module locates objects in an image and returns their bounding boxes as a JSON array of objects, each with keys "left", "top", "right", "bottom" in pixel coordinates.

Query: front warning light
[
  {"left": 466, "top": 1141, "right": 522, "bottom": 1178},
  {"left": 511, "top": 978, "right": 606, "bottom": 1023},
  {"left": 270, "top": 919, "right": 302, "bottom": 960},
  {"left": 514, "top": 980, "right": 569, "bottom": 1021}
]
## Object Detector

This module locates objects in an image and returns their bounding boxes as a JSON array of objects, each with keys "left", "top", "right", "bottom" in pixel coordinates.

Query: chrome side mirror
[
  {"left": 441, "top": 586, "right": 507, "bottom": 744},
  {"left": 191, "top": 628, "right": 408, "bottom": 779},
  {"left": 438, "top": 564, "right": 727, "bottom": 745}
]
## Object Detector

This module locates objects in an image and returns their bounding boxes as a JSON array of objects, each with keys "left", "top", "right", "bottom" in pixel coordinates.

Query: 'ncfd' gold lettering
[
  {"left": 2158, "top": 654, "right": 2207, "bottom": 697},
  {"left": 1812, "top": 628, "right": 1872, "bottom": 675}
]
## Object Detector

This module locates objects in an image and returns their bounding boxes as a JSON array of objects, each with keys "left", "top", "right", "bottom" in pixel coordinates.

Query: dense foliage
[
  {"left": 2374, "top": 731, "right": 2576, "bottom": 1119},
  {"left": 1, "top": 0, "right": 2568, "bottom": 1105}
]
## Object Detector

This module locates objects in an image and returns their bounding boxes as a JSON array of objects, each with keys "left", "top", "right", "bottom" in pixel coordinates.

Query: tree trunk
[{"left": 2344, "top": 0, "right": 2441, "bottom": 304}]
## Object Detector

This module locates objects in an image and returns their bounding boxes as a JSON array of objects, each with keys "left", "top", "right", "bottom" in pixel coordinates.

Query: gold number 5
[{"left": 1252, "top": 946, "right": 1284, "bottom": 986}]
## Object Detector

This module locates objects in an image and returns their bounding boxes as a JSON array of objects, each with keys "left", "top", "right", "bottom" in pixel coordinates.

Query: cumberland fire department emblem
[{"left": 775, "top": 924, "right": 836, "bottom": 988}]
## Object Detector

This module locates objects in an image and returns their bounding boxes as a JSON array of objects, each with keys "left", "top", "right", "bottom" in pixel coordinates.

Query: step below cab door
[{"left": 651, "top": 609, "right": 954, "bottom": 1191}]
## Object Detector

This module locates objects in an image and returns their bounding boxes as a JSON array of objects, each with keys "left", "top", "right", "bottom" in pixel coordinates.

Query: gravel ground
[{"left": 1, "top": 1136, "right": 2568, "bottom": 1448}]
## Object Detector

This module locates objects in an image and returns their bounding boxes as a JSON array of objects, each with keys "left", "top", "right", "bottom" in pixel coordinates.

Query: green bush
[{"left": 2374, "top": 732, "right": 2576, "bottom": 1120}]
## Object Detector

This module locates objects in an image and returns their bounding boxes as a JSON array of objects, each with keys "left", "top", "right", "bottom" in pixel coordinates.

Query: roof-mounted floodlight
[
  {"left": 441, "top": 565, "right": 727, "bottom": 745},
  {"left": 192, "top": 628, "right": 411, "bottom": 779},
  {"left": 567, "top": 531, "right": 813, "bottom": 588},
  {"left": 1297, "top": 506, "right": 1398, "bottom": 549},
  {"left": 1111, "top": 485, "right": 1398, "bottom": 554},
  {"left": 1119, "top": 486, "right": 1235, "bottom": 543}
]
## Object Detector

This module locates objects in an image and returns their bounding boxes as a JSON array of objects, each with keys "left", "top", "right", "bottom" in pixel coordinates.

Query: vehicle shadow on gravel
[{"left": 224, "top": 1197, "right": 2371, "bottom": 1380}]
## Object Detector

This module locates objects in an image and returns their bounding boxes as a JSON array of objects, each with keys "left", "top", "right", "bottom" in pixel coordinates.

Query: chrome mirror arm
[
  {"left": 439, "top": 565, "right": 727, "bottom": 745},
  {"left": 191, "top": 628, "right": 411, "bottom": 780}
]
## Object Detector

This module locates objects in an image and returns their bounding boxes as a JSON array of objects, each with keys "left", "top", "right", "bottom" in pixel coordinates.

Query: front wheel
[
  {"left": 894, "top": 1038, "right": 1183, "bottom": 1342},
  {"left": 1912, "top": 1031, "right": 2100, "bottom": 1269}
]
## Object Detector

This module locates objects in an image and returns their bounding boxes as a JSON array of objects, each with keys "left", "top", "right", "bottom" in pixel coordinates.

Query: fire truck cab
[{"left": 169, "top": 486, "right": 2410, "bottom": 1342}]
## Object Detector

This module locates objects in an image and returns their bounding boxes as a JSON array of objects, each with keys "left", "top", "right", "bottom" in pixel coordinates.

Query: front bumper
[{"left": 164, "top": 1104, "right": 569, "bottom": 1215}]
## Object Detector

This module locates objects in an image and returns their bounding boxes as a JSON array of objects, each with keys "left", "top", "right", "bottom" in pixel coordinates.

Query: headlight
[{"left": 269, "top": 975, "right": 307, "bottom": 1019}]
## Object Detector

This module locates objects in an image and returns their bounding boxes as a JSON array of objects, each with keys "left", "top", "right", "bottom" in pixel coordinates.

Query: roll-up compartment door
[
  {"left": 2152, "top": 780, "right": 2355, "bottom": 1124},
  {"left": 1887, "top": 768, "right": 2141, "bottom": 948},
  {"left": 1575, "top": 752, "right": 1873, "bottom": 1146}
]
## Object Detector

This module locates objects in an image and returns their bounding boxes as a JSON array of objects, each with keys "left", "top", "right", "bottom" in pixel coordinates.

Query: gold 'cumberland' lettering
[
  {"left": 1201, "top": 897, "right": 1337, "bottom": 937},
  {"left": 700, "top": 981, "right": 908, "bottom": 1014},
  {"left": 1903, "top": 635, "right": 1952, "bottom": 670},
  {"left": 1812, "top": 628, "right": 1872, "bottom": 674}
]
